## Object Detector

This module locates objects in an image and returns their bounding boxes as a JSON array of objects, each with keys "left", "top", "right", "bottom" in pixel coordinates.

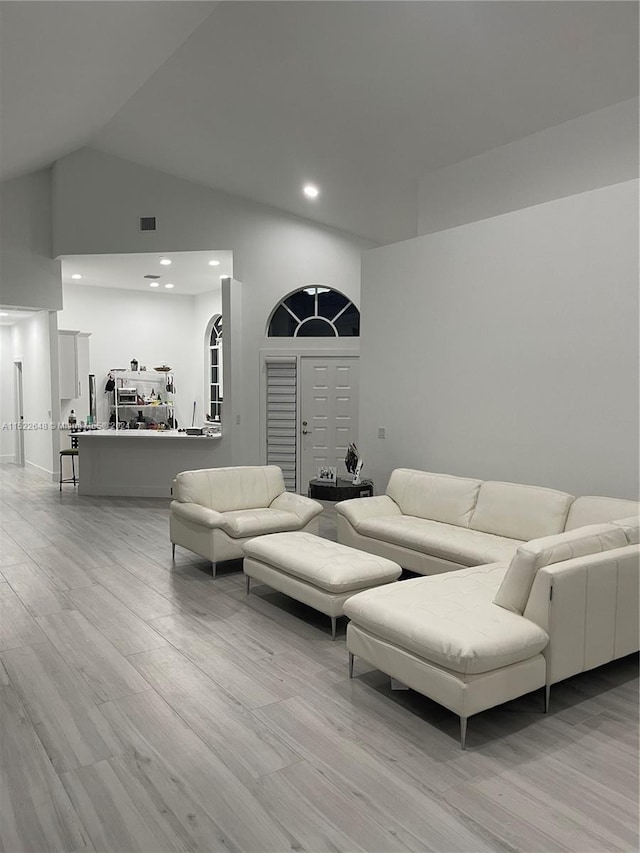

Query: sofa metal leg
[
  {"left": 245, "top": 575, "right": 251, "bottom": 595},
  {"left": 348, "top": 652, "right": 354, "bottom": 678},
  {"left": 330, "top": 616, "right": 337, "bottom": 640},
  {"left": 211, "top": 562, "right": 217, "bottom": 579},
  {"left": 171, "top": 543, "right": 175, "bottom": 560},
  {"left": 460, "top": 716, "right": 468, "bottom": 750},
  {"left": 544, "top": 683, "right": 551, "bottom": 714}
]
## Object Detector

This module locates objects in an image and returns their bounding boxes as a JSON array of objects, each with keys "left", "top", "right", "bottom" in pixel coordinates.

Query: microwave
[{"left": 117, "top": 388, "right": 137, "bottom": 405}]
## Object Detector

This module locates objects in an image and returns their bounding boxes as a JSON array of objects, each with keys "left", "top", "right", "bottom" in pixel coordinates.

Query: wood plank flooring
[{"left": 0, "top": 463, "right": 637, "bottom": 853}]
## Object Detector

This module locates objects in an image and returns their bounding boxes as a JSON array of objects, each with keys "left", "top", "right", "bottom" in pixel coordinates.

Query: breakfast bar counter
[{"left": 76, "top": 430, "right": 227, "bottom": 498}]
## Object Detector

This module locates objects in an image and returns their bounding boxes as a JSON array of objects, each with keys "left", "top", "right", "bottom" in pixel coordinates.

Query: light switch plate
[{"left": 378, "top": 426, "right": 386, "bottom": 439}]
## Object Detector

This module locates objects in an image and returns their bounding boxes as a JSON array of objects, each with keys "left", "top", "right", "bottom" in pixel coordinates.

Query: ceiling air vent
[
  {"left": 144, "top": 275, "right": 161, "bottom": 280},
  {"left": 139, "top": 216, "right": 157, "bottom": 232}
]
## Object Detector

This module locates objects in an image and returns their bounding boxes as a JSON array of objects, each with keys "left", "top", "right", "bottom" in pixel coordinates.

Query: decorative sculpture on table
[{"left": 345, "top": 442, "right": 364, "bottom": 485}]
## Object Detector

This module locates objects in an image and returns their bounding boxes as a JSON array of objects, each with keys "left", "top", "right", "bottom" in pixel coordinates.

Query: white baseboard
[
  {"left": 79, "top": 483, "right": 171, "bottom": 498},
  {"left": 0, "top": 454, "right": 15, "bottom": 463},
  {"left": 25, "top": 460, "right": 56, "bottom": 481}
]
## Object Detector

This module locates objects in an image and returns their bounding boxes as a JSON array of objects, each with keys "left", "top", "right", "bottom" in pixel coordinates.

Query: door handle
[{"left": 302, "top": 429, "right": 310, "bottom": 435}]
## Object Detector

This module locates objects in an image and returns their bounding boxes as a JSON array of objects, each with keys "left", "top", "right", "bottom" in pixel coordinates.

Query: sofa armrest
[
  {"left": 335, "top": 494, "right": 401, "bottom": 530},
  {"left": 524, "top": 543, "right": 639, "bottom": 685},
  {"left": 170, "top": 501, "right": 225, "bottom": 529},
  {"left": 269, "top": 492, "right": 323, "bottom": 525}
]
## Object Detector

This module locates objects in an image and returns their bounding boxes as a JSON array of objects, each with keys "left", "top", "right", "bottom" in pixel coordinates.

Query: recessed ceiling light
[
  {"left": 164, "top": 283, "right": 174, "bottom": 289},
  {"left": 71, "top": 274, "right": 82, "bottom": 280},
  {"left": 303, "top": 183, "right": 319, "bottom": 199},
  {"left": 149, "top": 282, "right": 159, "bottom": 288},
  {"left": 0, "top": 312, "right": 8, "bottom": 317},
  {"left": 208, "top": 260, "right": 220, "bottom": 267},
  {"left": 159, "top": 258, "right": 171, "bottom": 266}
]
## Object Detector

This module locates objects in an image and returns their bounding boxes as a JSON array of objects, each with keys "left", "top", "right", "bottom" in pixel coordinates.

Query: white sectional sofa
[
  {"left": 344, "top": 516, "right": 640, "bottom": 748},
  {"left": 336, "top": 468, "right": 640, "bottom": 576},
  {"left": 170, "top": 466, "right": 323, "bottom": 575}
]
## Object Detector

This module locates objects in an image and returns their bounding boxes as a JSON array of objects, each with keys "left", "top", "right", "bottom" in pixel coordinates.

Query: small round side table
[{"left": 308, "top": 478, "right": 374, "bottom": 501}]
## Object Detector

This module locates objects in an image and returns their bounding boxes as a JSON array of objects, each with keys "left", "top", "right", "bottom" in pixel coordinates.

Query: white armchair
[{"left": 170, "top": 466, "right": 323, "bottom": 576}]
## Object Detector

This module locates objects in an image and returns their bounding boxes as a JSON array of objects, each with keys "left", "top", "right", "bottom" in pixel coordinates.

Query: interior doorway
[
  {"left": 14, "top": 360, "right": 24, "bottom": 465},
  {"left": 58, "top": 250, "right": 233, "bottom": 433},
  {"left": 299, "top": 355, "right": 359, "bottom": 490}
]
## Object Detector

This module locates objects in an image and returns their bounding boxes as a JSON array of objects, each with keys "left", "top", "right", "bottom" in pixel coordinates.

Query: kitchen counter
[
  {"left": 78, "top": 429, "right": 221, "bottom": 439},
  {"left": 75, "top": 429, "right": 228, "bottom": 497}
]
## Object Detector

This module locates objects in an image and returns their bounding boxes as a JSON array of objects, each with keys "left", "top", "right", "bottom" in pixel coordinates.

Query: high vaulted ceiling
[{"left": 1, "top": 1, "right": 638, "bottom": 244}]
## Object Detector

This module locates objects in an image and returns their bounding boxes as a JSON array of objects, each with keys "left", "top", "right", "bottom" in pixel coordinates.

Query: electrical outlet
[
  {"left": 235, "top": 414, "right": 241, "bottom": 425},
  {"left": 378, "top": 426, "right": 386, "bottom": 439}
]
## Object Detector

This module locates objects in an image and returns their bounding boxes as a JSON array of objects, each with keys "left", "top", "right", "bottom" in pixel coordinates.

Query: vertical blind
[{"left": 265, "top": 357, "right": 297, "bottom": 492}]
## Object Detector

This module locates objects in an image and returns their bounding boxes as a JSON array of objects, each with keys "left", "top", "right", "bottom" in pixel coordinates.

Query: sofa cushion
[
  {"left": 564, "top": 496, "right": 640, "bottom": 531},
  {"left": 357, "top": 515, "right": 521, "bottom": 566},
  {"left": 343, "top": 567, "right": 548, "bottom": 675},
  {"left": 494, "top": 523, "right": 628, "bottom": 614},
  {"left": 611, "top": 516, "right": 640, "bottom": 545},
  {"left": 386, "top": 469, "right": 482, "bottom": 527},
  {"left": 175, "top": 466, "right": 285, "bottom": 512},
  {"left": 469, "top": 481, "right": 574, "bottom": 541},
  {"left": 219, "top": 508, "right": 302, "bottom": 538}
]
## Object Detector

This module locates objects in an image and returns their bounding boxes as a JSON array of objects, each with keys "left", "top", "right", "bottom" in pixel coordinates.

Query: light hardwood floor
[{"left": 0, "top": 463, "right": 638, "bottom": 853}]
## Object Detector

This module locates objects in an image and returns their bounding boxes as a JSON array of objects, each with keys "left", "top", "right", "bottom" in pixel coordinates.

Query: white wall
[
  {"left": 10, "top": 311, "right": 58, "bottom": 476},
  {"left": 417, "top": 99, "right": 639, "bottom": 236},
  {"left": 53, "top": 148, "right": 371, "bottom": 465},
  {"left": 58, "top": 283, "right": 201, "bottom": 430},
  {"left": 0, "top": 327, "right": 16, "bottom": 460},
  {"left": 0, "top": 170, "right": 63, "bottom": 310},
  {"left": 361, "top": 180, "right": 639, "bottom": 500}
]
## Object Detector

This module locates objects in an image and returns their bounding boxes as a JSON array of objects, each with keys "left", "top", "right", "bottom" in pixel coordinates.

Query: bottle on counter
[{"left": 68, "top": 410, "right": 77, "bottom": 429}]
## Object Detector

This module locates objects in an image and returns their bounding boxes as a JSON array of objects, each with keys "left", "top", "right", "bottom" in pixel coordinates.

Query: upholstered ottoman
[{"left": 242, "top": 531, "right": 401, "bottom": 638}]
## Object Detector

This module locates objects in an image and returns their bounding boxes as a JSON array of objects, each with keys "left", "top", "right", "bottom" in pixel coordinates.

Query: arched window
[
  {"left": 208, "top": 315, "right": 223, "bottom": 421},
  {"left": 268, "top": 287, "right": 359, "bottom": 337}
]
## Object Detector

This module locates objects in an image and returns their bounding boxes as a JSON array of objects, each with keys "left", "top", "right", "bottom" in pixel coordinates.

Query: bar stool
[{"left": 59, "top": 433, "right": 79, "bottom": 490}]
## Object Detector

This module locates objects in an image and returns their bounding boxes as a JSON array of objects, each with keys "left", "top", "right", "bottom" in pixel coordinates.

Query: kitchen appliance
[
  {"left": 89, "top": 374, "right": 96, "bottom": 421},
  {"left": 117, "top": 388, "right": 137, "bottom": 405}
]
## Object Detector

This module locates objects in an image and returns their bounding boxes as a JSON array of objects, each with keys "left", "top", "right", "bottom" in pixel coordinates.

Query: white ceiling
[
  {"left": 0, "top": 308, "right": 41, "bottom": 327},
  {"left": 60, "top": 251, "right": 232, "bottom": 296},
  {"left": 0, "top": 1, "right": 216, "bottom": 180},
  {"left": 2, "top": 1, "right": 637, "bottom": 244}
]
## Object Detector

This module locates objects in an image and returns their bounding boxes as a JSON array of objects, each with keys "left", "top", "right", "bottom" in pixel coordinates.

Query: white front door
[{"left": 300, "top": 356, "right": 359, "bottom": 489}]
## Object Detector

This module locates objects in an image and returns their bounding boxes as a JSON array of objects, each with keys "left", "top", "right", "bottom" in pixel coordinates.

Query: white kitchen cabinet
[{"left": 58, "top": 330, "right": 91, "bottom": 401}]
